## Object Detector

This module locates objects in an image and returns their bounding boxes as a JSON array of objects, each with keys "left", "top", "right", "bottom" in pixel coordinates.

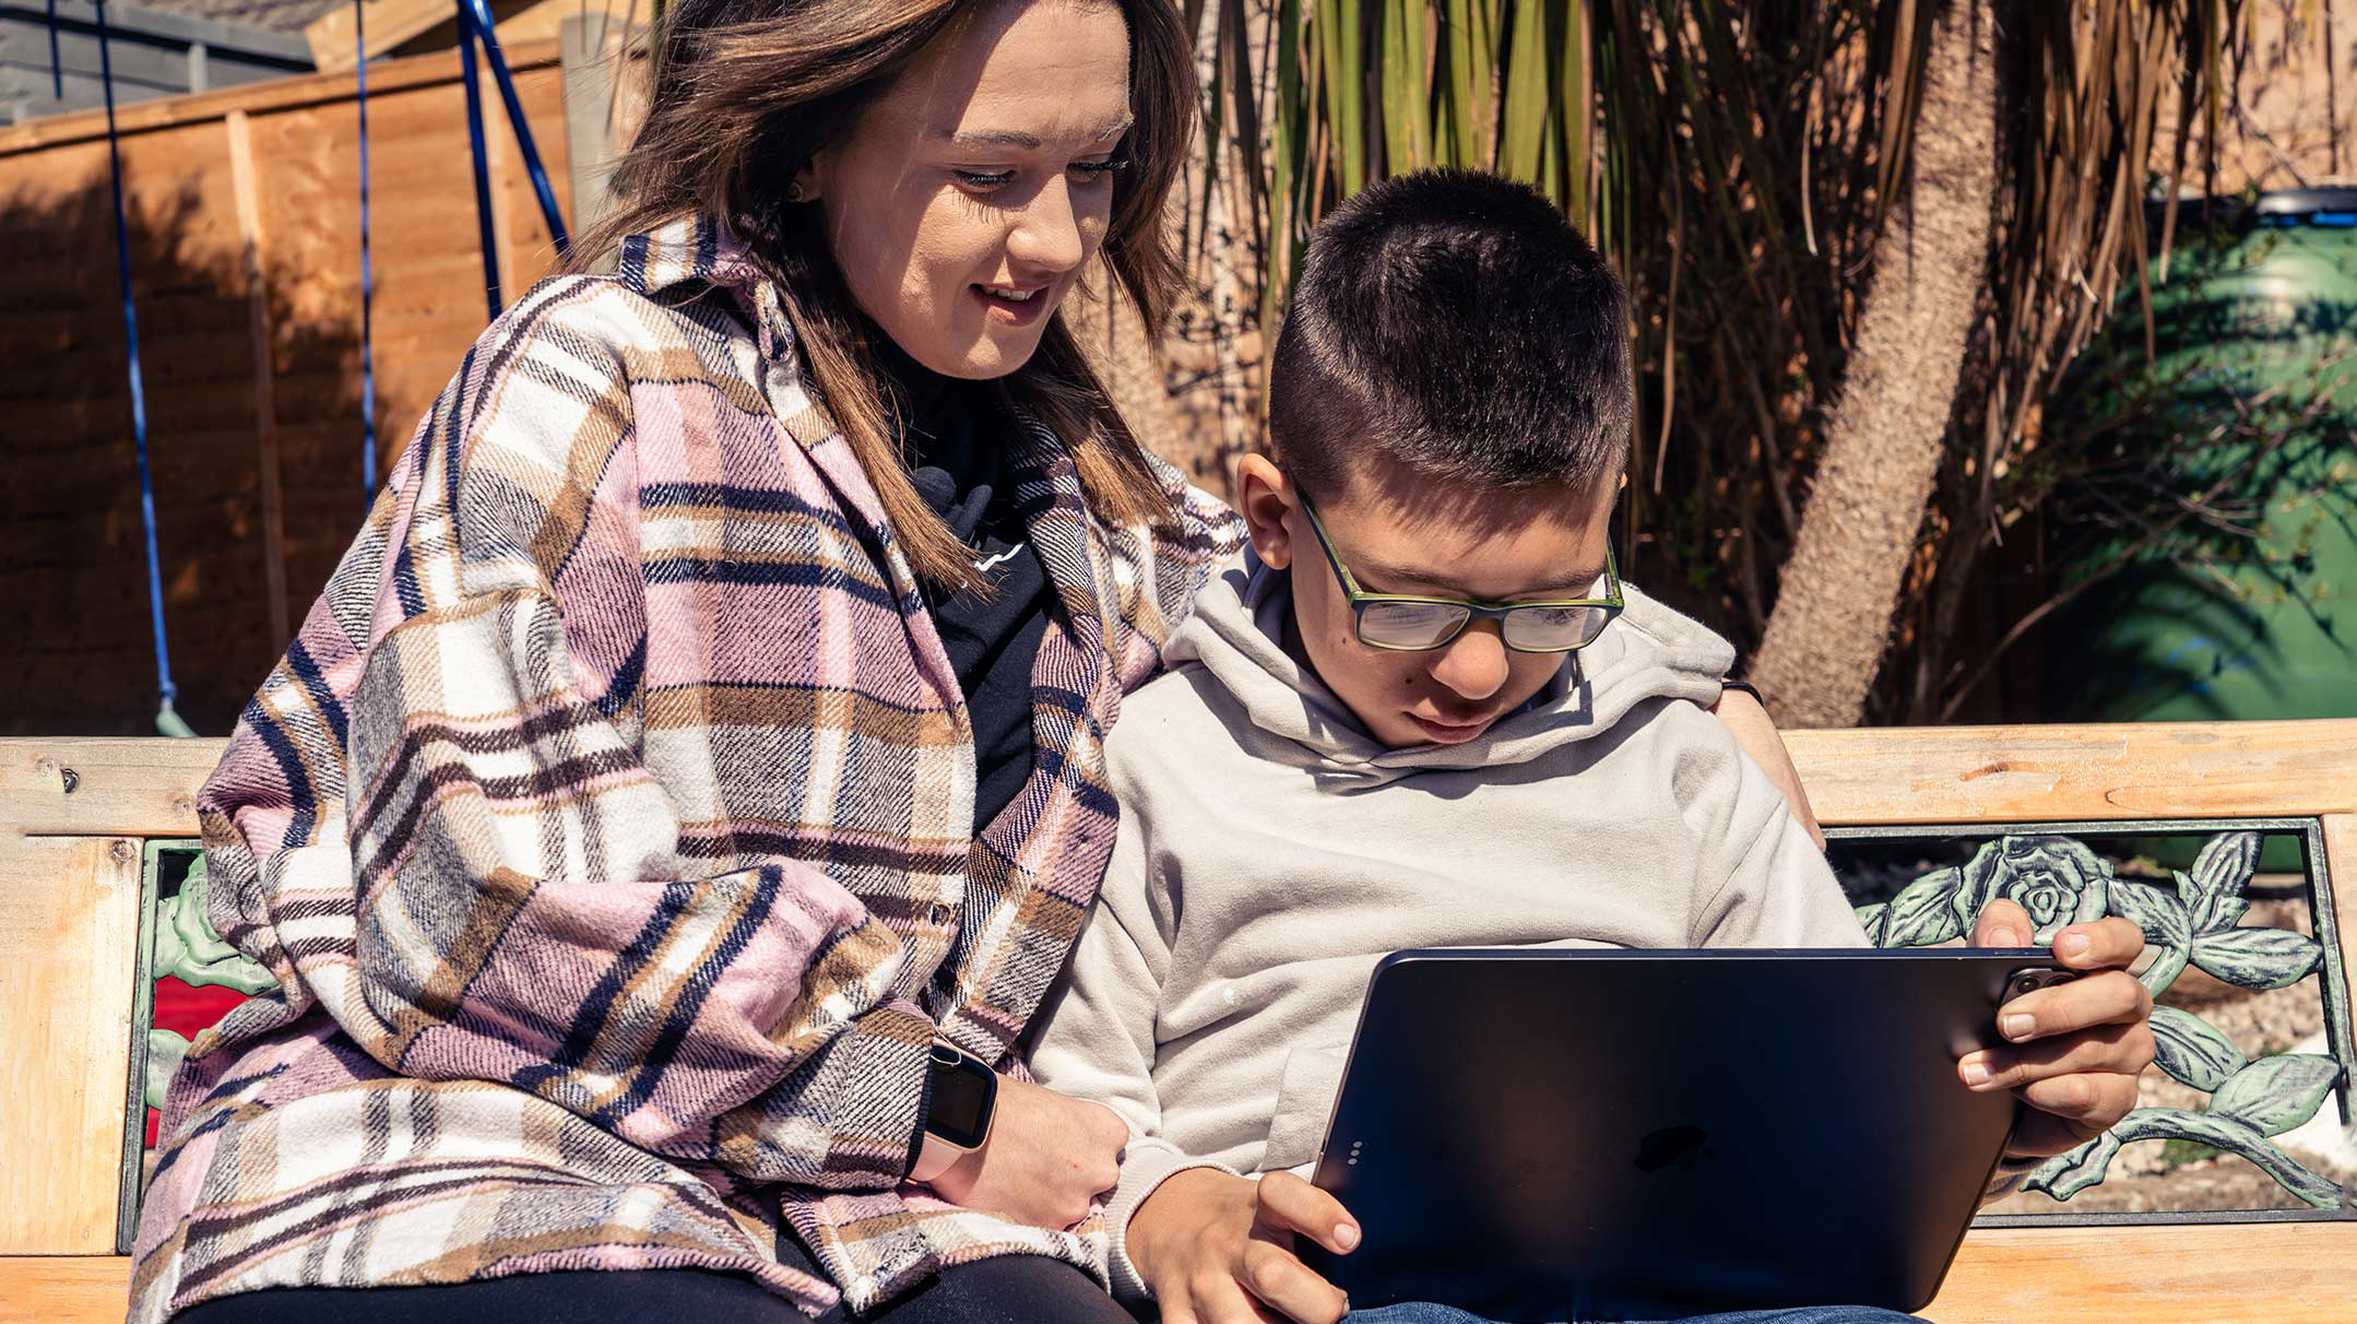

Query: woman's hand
[
  {"left": 1958, "top": 902, "right": 2157, "bottom": 1158},
  {"left": 1128, "top": 1168, "right": 1359, "bottom": 1324},
  {"left": 925, "top": 1074, "right": 1129, "bottom": 1230},
  {"left": 1708, "top": 685, "right": 1826, "bottom": 848}
]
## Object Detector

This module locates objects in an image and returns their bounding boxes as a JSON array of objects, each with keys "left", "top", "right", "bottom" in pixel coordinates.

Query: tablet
[{"left": 1300, "top": 948, "right": 2060, "bottom": 1321}]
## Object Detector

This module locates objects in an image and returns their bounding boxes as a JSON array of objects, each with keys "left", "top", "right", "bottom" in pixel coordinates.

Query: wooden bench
[{"left": 4, "top": 723, "right": 2353, "bottom": 1323}]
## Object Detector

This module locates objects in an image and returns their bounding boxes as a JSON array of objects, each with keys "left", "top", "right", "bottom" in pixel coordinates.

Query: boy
[{"left": 1029, "top": 171, "right": 2152, "bottom": 1324}]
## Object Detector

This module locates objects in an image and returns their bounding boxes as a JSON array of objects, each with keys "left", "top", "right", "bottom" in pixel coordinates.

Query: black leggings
[{"left": 173, "top": 1236, "right": 1134, "bottom": 1324}]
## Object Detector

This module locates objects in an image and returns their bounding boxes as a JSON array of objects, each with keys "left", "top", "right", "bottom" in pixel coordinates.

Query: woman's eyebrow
[{"left": 941, "top": 114, "right": 1135, "bottom": 150}]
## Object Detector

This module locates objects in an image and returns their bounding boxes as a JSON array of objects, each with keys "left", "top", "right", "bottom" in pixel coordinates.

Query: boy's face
[{"left": 1235, "top": 453, "right": 1617, "bottom": 750}]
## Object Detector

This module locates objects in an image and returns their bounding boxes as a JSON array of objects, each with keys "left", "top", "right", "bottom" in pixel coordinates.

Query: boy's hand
[
  {"left": 926, "top": 1075, "right": 1127, "bottom": 1231},
  {"left": 1958, "top": 901, "right": 2157, "bottom": 1158},
  {"left": 1127, "top": 1168, "right": 1359, "bottom": 1324}
]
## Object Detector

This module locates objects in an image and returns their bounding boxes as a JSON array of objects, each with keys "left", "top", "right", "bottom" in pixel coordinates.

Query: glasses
[{"left": 1297, "top": 488, "right": 1624, "bottom": 653}]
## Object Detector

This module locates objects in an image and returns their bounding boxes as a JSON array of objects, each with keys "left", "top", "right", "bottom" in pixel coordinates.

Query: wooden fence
[{"left": 0, "top": 38, "right": 578, "bottom": 737}]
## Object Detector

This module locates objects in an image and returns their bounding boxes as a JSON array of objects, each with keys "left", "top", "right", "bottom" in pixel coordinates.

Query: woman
[{"left": 135, "top": 2, "right": 1826, "bottom": 1321}]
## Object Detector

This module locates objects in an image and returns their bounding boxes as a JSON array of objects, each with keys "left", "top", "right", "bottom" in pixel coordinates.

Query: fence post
[
  {"left": 223, "top": 109, "right": 290, "bottom": 647},
  {"left": 559, "top": 13, "right": 618, "bottom": 241}
]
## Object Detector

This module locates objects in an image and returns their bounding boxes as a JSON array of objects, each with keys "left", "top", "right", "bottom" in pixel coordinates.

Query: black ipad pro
[{"left": 1301, "top": 948, "right": 2061, "bottom": 1322}]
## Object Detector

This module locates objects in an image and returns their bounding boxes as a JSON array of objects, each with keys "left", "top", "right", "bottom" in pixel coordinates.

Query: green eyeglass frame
[{"left": 1296, "top": 488, "right": 1625, "bottom": 654}]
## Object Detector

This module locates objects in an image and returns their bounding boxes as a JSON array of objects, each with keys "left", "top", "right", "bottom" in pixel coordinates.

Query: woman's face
[{"left": 806, "top": 0, "right": 1133, "bottom": 379}]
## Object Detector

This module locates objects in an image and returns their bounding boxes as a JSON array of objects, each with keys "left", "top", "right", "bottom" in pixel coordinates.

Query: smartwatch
[{"left": 912, "top": 1041, "right": 999, "bottom": 1184}]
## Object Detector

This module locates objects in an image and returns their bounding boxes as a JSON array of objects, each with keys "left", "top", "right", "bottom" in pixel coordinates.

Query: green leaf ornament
[
  {"left": 2185, "top": 831, "right": 2262, "bottom": 935},
  {"left": 2208, "top": 1054, "right": 2343, "bottom": 1138},
  {"left": 2189, "top": 925, "right": 2325, "bottom": 991},
  {"left": 1880, "top": 867, "right": 1966, "bottom": 947},
  {"left": 2148, "top": 1006, "right": 2247, "bottom": 1092},
  {"left": 2108, "top": 878, "right": 2192, "bottom": 993}
]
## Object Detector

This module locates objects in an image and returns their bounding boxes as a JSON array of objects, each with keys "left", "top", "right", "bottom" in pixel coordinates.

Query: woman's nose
[
  {"left": 1005, "top": 177, "right": 1089, "bottom": 275},
  {"left": 1427, "top": 621, "right": 1511, "bottom": 703}
]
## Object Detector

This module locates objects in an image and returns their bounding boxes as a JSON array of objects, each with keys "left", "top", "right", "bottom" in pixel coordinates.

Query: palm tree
[{"left": 1179, "top": 0, "right": 2251, "bottom": 726}]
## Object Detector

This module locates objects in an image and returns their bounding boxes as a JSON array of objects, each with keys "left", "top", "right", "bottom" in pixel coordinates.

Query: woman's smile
[{"left": 974, "top": 279, "right": 1054, "bottom": 324}]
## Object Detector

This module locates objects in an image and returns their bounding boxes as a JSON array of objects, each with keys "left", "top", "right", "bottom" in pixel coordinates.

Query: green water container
[{"left": 2051, "top": 191, "right": 2356, "bottom": 868}]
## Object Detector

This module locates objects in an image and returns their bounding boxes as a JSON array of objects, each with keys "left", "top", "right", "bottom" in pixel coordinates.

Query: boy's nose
[{"left": 1427, "top": 621, "right": 1511, "bottom": 704}]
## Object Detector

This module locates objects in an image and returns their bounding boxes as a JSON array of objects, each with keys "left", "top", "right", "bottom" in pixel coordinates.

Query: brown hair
[{"left": 576, "top": 0, "right": 1193, "bottom": 591}]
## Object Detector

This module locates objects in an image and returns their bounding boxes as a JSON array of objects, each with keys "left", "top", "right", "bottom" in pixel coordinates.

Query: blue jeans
[{"left": 1347, "top": 1306, "right": 1920, "bottom": 1324}]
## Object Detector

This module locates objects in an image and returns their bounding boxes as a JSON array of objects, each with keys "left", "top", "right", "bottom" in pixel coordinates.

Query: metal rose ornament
[{"left": 1948, "top": 836, "right": 2114, "bottom": 944}]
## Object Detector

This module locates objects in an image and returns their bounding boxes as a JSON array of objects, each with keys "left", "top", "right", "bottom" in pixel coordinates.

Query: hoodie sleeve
[
  {"left": 1029, "top": 809, "right": 1235, "bottom": 1302},
  {"left": 1689, "top": 740, "right": 1870, "bottom": 949}
]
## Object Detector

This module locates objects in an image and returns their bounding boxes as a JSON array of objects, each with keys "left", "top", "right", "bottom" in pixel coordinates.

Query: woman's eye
[
  {"left": 953, "top": 168, "right": 1017, "bottom": 190},
  {"left": 1070, "top": 159, "right": 1126, "bottom": 182}
]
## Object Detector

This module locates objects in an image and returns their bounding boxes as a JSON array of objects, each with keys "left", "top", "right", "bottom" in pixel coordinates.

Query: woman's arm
[
  {"left": 200, "top": 286, "right": 930, "bottom": 1192},
  {"left": 1709, "top": 682, "right": 1826, "bottom": 849}
]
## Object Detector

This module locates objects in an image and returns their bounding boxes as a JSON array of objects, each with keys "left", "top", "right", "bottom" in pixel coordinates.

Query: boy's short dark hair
[{"left": 1267, "top": 168, "right": 1632, "bottom": 500}]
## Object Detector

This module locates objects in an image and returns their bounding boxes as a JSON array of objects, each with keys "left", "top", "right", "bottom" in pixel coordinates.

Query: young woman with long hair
[{"left": 138, "top": 2, "right": 1229, "bottom": 1321}]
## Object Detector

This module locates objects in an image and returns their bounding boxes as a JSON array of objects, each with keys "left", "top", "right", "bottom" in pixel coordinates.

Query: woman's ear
[
  {"left": 1233, "top": 453, "right": 1297, "bottom": 571},
  {"left": 790, "top": 154, "right": 824, "bottom": 204}
]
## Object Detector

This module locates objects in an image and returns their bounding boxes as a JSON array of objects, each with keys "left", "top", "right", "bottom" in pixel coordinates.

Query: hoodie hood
[{"left": 1160, "top": 556, "right": 1735, "bottom": 785}]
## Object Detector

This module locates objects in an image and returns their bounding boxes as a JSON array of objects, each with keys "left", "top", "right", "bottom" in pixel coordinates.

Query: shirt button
[{"left": 928, "top": 902, "right": 955, "bottom": 926}]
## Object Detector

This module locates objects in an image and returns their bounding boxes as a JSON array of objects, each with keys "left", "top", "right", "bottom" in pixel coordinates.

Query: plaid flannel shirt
[{"left": 129, "top": 216, "right": 1241, "bottom": 1321}]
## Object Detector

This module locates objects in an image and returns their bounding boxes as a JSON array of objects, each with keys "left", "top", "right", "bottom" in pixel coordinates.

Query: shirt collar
[{"left": 616, "top": 213, "right": 797, "bottom": 361}]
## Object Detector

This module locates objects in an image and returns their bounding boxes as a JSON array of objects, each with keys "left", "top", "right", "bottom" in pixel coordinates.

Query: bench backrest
[{"left": 3, "top": 724, "right": 2352, "bottom": 1319}]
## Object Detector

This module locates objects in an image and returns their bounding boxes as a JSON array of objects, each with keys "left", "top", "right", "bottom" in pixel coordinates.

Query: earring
[{"left": 786, "top": 180, "right": 811, "bottom": 203}]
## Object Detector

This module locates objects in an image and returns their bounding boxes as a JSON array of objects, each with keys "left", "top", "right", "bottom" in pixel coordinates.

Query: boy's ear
[{"left": 1233, "top": 453, "right": 1297, "bottom": 571}]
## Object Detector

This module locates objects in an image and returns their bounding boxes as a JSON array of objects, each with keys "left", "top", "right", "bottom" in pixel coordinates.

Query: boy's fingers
[
  {"left": 1960, "top": 1019, "right": 2155, "bottom": 1092},
  {"left": 1239, "top": 1237, "right": 1350, "bottom": 1324},
  {"left": 1970, "top": 899, "right": 2035, "bottom": 949},
  {"left": 1255, "top": 1170, "right": 1361, "bottom": 1255},
  {"left": 1995, "top": 969, "right": 2152, "bottom": 1044},
  {"left": 2015, "top": 1071, "right": 2143, "bottom": 1142},
  {"left": 2007, "top": 1082, "right": 2140, "bottom": 1158},
  {"left": 2047, "top": 916, "right": 2144, "bottom": 969}
]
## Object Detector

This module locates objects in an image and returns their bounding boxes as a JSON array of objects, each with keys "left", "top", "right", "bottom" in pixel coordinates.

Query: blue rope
[
  {"left": 455, "top": 0, "right": 571, "bottom": 260},
  {"left": 44, "top": 0, "right": 62, "bottom": 98},
  {"left": 94, "top": 0, "right": 191, "bottom": 738},
  {"left": 356, "top": 0, "right": 379, "bottom": 498},
  {"left": 458, "top": 19, "right": 502, "bottom": 319}
]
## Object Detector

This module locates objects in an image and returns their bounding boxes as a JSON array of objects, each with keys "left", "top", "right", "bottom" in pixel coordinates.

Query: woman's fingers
[
  {"left": 1959, "top": 1017, "right": 2155, "bottom": 1092},
  {"left": 1254, "top": 1170, "right": 1361, "bottom": 1256},
  {"left": 1996, "top": 968, "right": 2153, "bottom": 1044}
]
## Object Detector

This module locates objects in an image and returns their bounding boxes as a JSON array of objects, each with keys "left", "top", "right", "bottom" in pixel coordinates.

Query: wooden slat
[
  {"left": 1788, "top": 719, "right": 2357, "bottom": 826},
  {"left": 225, "top": 109, "right": 292, "bottom": 647},
  {"left": 0, "top": 39, "right": 562, "bottom": 156},
  {"left": 0, "top": 739, "right": 226, "bottom": 839},
  {"left": 306, "top": 0, "right": 468, "bottom": 70},
  {"left": 0, "top": 837, "right": 142, "bottom": 1254},
  {"left": 1928, "top": 1221, "right": 2357, "bottom": 1322},
  {"left": 308, "top": 0, "right": 638, "bottom": 73},
  {"left": 0, "top": 1256, "right": 131, "bottom": 1324},
  {"left": 7, "top": 1229, "right": 2355, "bottom": 1323}
]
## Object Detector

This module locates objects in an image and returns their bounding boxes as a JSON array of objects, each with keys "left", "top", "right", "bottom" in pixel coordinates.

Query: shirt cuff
[{"left": 1105, "top": 1139, "right": 1238, "bottom": 1303}]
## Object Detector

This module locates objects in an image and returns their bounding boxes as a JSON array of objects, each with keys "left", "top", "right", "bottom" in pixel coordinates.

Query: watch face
[{"left": 928, "top": 1052, "right": 994, "bottom": 1150}]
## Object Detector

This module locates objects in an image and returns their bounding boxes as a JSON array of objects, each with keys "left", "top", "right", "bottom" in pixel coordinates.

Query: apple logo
[{"left": 1633, "top": 1124, "right": 1710, "bottom": 1174}]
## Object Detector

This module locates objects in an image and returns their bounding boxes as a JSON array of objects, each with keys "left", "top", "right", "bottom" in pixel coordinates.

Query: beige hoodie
[{"left": 1029, "top": 559, "right": 1867, "bottom": 1301}]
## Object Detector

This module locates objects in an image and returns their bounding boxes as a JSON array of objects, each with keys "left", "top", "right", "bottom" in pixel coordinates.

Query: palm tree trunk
[{"left": 1746, "top": 0, "right": 1998, "bottom": 729}]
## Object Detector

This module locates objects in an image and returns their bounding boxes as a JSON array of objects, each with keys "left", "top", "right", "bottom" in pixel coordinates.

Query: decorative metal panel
[{"left": 1830, "top": 819, "right": 2355, "bottom": 1223}]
